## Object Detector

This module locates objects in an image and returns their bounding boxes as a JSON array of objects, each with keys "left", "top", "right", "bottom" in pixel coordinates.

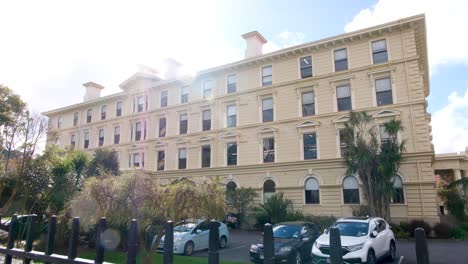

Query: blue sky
[{"left": 0, "top": 0, "right": 467, "bottom": 153}]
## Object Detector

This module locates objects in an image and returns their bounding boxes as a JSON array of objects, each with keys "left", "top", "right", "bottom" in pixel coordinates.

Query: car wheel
[
  {"left": 184, "top": 241, "right": 194, "bottom": 256},
  {"left": 219, "top": 236, "right": 227, "bottom": 249},
  {"left": 388, "top": 241, "right": 396, "bottom": 261},
  {"left": 366, "top": 249, "right": 376, "bottom": 264},
  {"left": 294, "top": 251, "right": 302, "bottom": 264}
]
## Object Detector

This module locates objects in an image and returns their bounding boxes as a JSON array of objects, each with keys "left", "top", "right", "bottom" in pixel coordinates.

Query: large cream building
[{"left": 43, "top": 14, "right": 441, "bottom": 223}]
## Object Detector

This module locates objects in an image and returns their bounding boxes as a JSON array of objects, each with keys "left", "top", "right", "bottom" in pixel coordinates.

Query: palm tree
[{"left": 342, "top": 111, "right": 405, "bottom": 220}]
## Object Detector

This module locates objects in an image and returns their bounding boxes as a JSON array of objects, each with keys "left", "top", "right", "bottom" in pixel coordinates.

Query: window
[
  {"left": 262, "top": 98, "right": 274, "bottom": 122},
  {"left": 226, "top": 181, "right": 237, "bottom": 204},
  {"left": 137, "top": 96, "right": 145, "bottom": 112},
  {"left": 343, "top": 176, "right": 360, "bottom": 204},
  {"left": 336, "top": 85, "right": 352, "bottom": 111},
  {"left": 301, "top": 91, "right": 315, "bottom": 116},
  {"left": 178, "top": 148, "right": 187, "bottom": 169},
  {"left": 98, "top": 129, "right": 104, "bottom": 146},
  {"left": 392, "top": 176, "right": 405, "bottom": 204},
  {"left": 372, "top": 39, "right": 388, "bottom": 64},
  {"left": 57, "top": 116, "right": 63, "bottom": 128},
  {"left": 114, "top": 126, "right": 120, "bottom": 144},
  {"left": 161, "top": 91, "right": 168, "bottom": 107},
  {"left": 86, "top": 109, "right": 92, "bottom": 123},
  {"left": 159, "top": 117, "right": 166, "bottom": 137},
  {"left": 339, "top": 129, "right": 354, "bottom": 157},
  {"left": 300, "top": 56, "right": 313, "bottom": 78},
  {"left": 133, "top": 153, "right": 141, "bottom": 167},
  {"left": 100, "top": 105, "right": 107, "bottom": 120},
  {"left": 73, "top": 112, "right": 78, "bottom": 126},
  {"left": 303, "top": 133, "right": 317, "bottom": 160},
  {"left": 181, "top": 86, "right": 189, "bottom": 103},
  {"left": 70, "top": 134, "right": 76, "bottom": 148},
  {"left": 334, "top": 48, "right": 348, "bottom": 71},
  {"left": 203, "top": 80, "right": 213, "bottom": 99},
  {"left": 263, "top": 137, "right": 275, "bottom": 163},
  {"left": 227, "top": 143, "right": 237, "bottom": 166},
  {"left": 263, "top": 180, "right": 276, "bottom": 203},
  {"left": 135, "top": 122, "right": 142, "bottom": 141},
  {"left": 84, "top": 131, "right": 89, "bottom": 149},
  {"left": 227, "top": 105, "right": 237, "bottom": 128},
  {"left": 157, "top": 150, "right": 165, "bottom": 171},
  {"left": 202, "top": 110, "right": 211, "bottom": 131},
  {"left": 201, "top": 145, "right": 211, "bottom": 168},
  {"left": 305, "top": 178, "right": 320, "bottom": 204},
  {"left": 227, "top": 74, "right": 236, "bottom": 93},
  {"left": 179, "top": 113, "right": 188, "bottom": 134},
  {"left": 375, "top": 77, "right": 393, "bottom": 106},
  {"left": 262, "top": 65, "right": 272, "bottom": 86},
  {"left": 116, "top": 101, "right": 122, "bottom": 117},
  {"left": 380, "top": 125, "right": 391, "bottom": 143}
]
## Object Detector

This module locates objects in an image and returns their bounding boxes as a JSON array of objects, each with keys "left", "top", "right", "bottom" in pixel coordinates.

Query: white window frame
[
  {"left": 261, "top": 65, "right": 273, "bottom": 86},
  {"left": 203, "top": 80, "right": 214, "bottom": 99},
  {"left": 200, "top": 144, "right": 212, "bottom": 169},
  {"left": 332, "top": 47, "right": 349, "bottom": 72},
  {"left": 298, "top": 126, "right": 320, "bottom": 161},
  {"left": 369, "top": 37, "right": 390, "bottom": 64},
  {"left": 259, "top": 95, "right": 275, "bottom": 123},
  {"left": 298, "top": 55, "right": 314, "bottom": 79},
  {"left": 368, "top": 70, "right": 397, "bottom": 107},
  {"left": 303, "top": 175, "right": 321, "bottom": 205},
  {"left": 225, "top": 141, "right": 238, "bottom": 166},
  {"left": 226, "top": 73, "right": 237, "bottom": 94},
  {"left": 341, "top": 175, "right": 361, "bottom": 205},
  {"left": 177, "top": 147, "right": 188, "bottom": 170}
]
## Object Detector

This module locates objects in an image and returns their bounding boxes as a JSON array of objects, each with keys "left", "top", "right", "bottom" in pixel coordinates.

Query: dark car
[{"left": 250, "top": 221, "right": 320, "bottom": 264}]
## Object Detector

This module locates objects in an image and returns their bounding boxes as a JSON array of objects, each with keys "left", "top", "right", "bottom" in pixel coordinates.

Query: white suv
[{"left": 311, "top": 217, "right": 396, "bottom": 264}]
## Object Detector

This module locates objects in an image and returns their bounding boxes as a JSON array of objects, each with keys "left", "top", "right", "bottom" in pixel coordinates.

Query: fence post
[
  {"left": 95, "top": 217, "right": 107, "bottom": 264},
  {"left": 263, "top": 223, "right": 274, "bottom": 264},
  {"left": 329, "top": 227, "right": 343, "bottom": 264},
  {"left": 24, "top": 215, "right": 36, "bottom": 264},
  {"left": 127, "top": 219, "right": 138, "bottom": 264},
  {"left": 68, "top": 217, "right": 80, "bottom": 260},
  {"left": 163, "top": 221, "right": 173, "bottom": 264},
  {"left": 5, "top": 214, "right": 18, "bottom": 264},
  {"left": 208, "top": 220, "right": 220, "bottom": 264},
  {"left": 45, "top": 215, "right": 57, "bottom": 264},
  {"left": 415, "top": 227, "right": 430, "bottom": 264}
]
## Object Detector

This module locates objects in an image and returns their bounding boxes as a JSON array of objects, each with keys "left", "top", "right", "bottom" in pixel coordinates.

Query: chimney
[
  {"left": 242, "top": 31, "right": 267, "bottom": 58},
  {"left": 163, "top": 58, "right": 182, "bottom": 80},
  {"left": 83, "top": 82, "right": 104, "bottom": 101}
]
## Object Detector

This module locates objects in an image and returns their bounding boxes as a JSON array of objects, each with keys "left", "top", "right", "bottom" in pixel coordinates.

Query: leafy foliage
[
  {"left": 227, "top": 187, "right": 258, "bottom": 225},
  {"left": 433, "top": 222, "right": 452, "bottom": 238},
  {"left": 86, "top": 149, "right": 119, "bottom": 177},
  {"left": 304, "top": 215, "right": 337, "bottom": 232},
  {"left": 255, "top": 193, "right": 294, "bottom": 226}
]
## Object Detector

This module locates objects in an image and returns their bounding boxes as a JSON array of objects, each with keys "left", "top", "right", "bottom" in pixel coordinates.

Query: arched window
[
  {"left": 263, "top": 179, "right": 276, "bottom": 203},
  {"left": 226, "top": 181, "right": 237, "bottom": 204},
  {"left": 305, "top": 177, "right": 320, "bottom": 204},
  {"left": 392, "top": 175, "right": 405, "bottom": 204},
  {"left": 343, "top": 176, "right": 360, "bottom": 204}
]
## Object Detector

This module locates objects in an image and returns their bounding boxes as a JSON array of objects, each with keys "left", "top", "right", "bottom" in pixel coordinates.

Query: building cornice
[{"left": 42, "top": 92, "right": 126, "bottom": 116}]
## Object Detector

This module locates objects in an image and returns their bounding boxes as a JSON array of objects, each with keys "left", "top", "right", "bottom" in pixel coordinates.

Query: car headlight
[
  {"left": 277, "top": 246, "right": 293, "bottom": 254},
  {"left": 346, "top": 243, "right": 364, "bottom": 252},
  {"left": 250, "top": 244, "right": 259, "bottom": 252},
  {"left": 314, "top": 241, "right": 325, "bottom": 249}
]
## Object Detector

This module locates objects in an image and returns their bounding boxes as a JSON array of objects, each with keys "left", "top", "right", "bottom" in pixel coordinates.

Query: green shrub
[
  {"left": 304, "top": 215, "right": 337, "bottom": 232},
  {"left": 433, "top": 223, "right": 452, "bottom": 238},
  {"left": 389, "top": 223, "right": 409, "bottom": 239},
  {"left": 254, "top": 209, "right": 271, "bottom": 229},
  {"left": 452, "top": 227, "right": 465, "bottom": 240},
  {"left": 460, "top": 222, "right": 468, "bottom": 232},
  {"left": 286, "top": 211, "right": 305, "bottom": 221},
  {"left": 409, "top": 220, "right": 432, "bottom": 237},
  {"left": 399, "top": 221, "right": 410, "bottom": 233}
]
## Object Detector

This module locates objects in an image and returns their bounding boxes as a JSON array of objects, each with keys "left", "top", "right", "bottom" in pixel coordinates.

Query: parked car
[
  {"left": 154, "top": 219, "right": 229, "bottom": 256},
  {"left": 311, "top": 217, "right": 396, "bottom": 264},
  {"left": 0, "top": 215, "right": 47, "bottom": 240},
  {"left": 250, "top": 221, "right": 320, "bottom": 264}
]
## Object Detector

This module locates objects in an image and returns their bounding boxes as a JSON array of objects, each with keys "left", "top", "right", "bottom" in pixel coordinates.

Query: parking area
[{"left": 192, "top": 229, "right": 468, "bottom": 264}]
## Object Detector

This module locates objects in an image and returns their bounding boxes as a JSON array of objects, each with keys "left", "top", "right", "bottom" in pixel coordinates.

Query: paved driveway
[{"left": 193, "top": 229, "right": 468, "bottom": 264}]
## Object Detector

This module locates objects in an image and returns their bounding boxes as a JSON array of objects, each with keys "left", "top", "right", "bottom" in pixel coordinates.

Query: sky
[{"left": 0, "top": 0, "right": 467, "bottom": 154}]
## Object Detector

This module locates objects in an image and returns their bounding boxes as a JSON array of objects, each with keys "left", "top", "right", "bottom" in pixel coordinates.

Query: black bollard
[
  {"left": 329, "top": 227, "right": 343, "bottom": 264},
  {"left": 163, "top": 221, "right": 174, "bottom": 264},
  {"left": 208, "top": 220, "right": 220, "bottom": 264},
  {"left": 263, "top": 223, "right": 274, "bottom": 264},
  {"left": 127, "top": 219, "right": 138, "bottom": 264},
  {"left": 415, "top": 227, "right": 430, "bottom": 264}
]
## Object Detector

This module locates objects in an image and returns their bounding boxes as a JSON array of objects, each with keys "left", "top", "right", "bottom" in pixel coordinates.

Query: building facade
[{"left": 43, "top": 14, "right": 440, "bottom": 223}]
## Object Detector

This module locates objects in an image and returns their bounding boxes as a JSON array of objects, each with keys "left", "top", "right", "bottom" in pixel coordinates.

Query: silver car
[{"left": 155, "top": 220, "right": 230, "bottom": 255}]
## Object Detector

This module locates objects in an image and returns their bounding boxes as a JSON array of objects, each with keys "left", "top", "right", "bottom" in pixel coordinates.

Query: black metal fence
[{"left": 0, "top": 214, "right": 431, "bottom": 264}]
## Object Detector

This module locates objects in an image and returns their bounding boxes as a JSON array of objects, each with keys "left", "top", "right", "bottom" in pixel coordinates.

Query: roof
[
  {"left": 276, "top": 221, "right": 311, "bottom": 226},
  {"left": 337, "top": 216, "right": 377, "bottom": 223}
]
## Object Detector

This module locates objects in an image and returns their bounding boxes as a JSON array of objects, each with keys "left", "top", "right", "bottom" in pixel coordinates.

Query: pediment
[
  {"left": 332, "top": 115, "right": 350, "bottom": 123},
  {"left": 296, "top": 120, "right": 321, "bottom": 128},
  {"left": 155, "top": 141, "right": 167, "bottom": 147},
  {"left": 372, "top": 109, "right": 400, "bottom": 118},
  {"left": 198, "top": 136, "right": 214, "bottom": 142},
  {"left": 256, "top": 126, "right": 277, "bottom": 134},
  {"left": 175, "top": 138, "right": 189, "bottom": 144},
  {"left": 220, "top": 131, "right": 240, "bottom": 139}
]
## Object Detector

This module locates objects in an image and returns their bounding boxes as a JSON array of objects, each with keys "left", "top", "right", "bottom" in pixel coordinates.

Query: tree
[
  {"left": 342, "top": 111, "right": 405, "bottom": 220},
  {"left": 228, "top": 187, "right": 258, "bottom": 226},
  {"left": 86, "top": 149, "right": 120, "bottom": 177},
  {"left": 257, "top": 193, "right": 293, "bottom": 224}
]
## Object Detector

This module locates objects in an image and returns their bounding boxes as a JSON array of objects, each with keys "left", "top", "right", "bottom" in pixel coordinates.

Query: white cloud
[
  {"left": 344, "top": 0, "right": 468, "bottom": 72},
  {"left": 431, "top": 89, "right": 468, "bottom": 153},
  {"left": 264, "top": 31, "right": 306, "bottom": 53}
]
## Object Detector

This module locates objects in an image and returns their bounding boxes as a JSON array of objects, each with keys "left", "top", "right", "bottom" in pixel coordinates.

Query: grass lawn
[{"left": 79, "top": 251, "right": 246, "bottom": 264}]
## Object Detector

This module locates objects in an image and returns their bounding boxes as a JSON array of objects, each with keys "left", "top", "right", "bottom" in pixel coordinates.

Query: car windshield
[
  {"left": 330, "top": 222, "right": 369, "bottom": 237},
  {"left": 273, "top": 225, "right": 302, "bottom": 239},
  {"left": 174, "top": 223, "right": 196, "bottom": 232}
]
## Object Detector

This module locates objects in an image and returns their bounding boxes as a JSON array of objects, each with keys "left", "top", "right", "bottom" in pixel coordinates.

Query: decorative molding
[
  {"left": 256, "top": 126, "right": 277, "bottom": 134},
  {"left": 296, "top": 120, "right": 321, "bottom": 128},
  {"left": 220, "top": 131, "right": 241, "bottom": 139},
  {"left": 372, "top": 109, "right": 400, "bottom": 118},
  {"left": 175, "top": 138, "right": 189, "bottom": 144},
  {"left": 332, "top": 115, "right": 350, "bottom": 123},
  {"left": 197, "top": 135, "right": 214, "bottom": 142}
]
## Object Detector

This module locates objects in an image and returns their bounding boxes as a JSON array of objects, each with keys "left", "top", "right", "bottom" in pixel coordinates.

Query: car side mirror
[
  {"left": 370, "top": 230, "right": 378, "bottom": 238},
  {"left": 196, "top": 229, "right": 202, "bottom": 234},
  {"left": 323, "top": 228, "right": 328, "bottom": 234}
]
